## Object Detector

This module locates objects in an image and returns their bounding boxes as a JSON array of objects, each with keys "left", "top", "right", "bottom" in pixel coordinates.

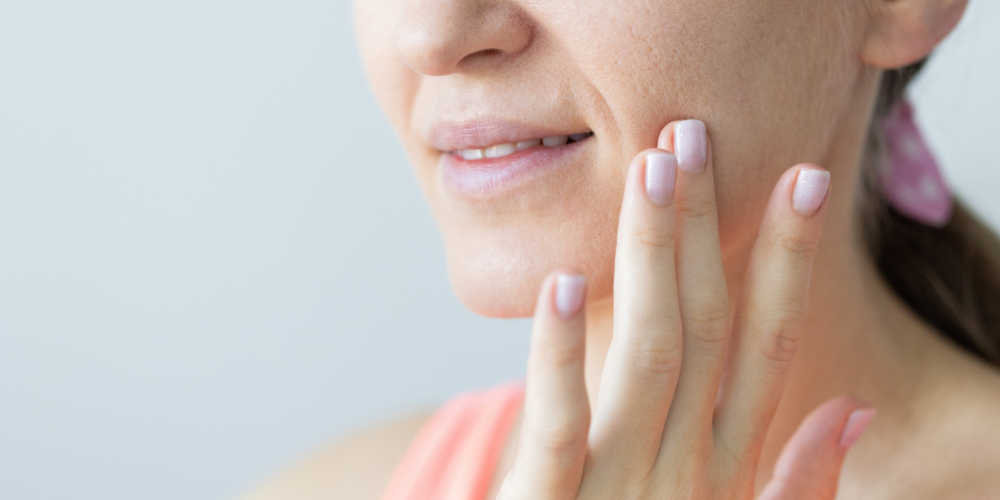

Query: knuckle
[
  {"left": 633, "top": 228, "right": 675, "bottom": 250},
  {"left": 531, "top": 416, "right": 589, "bottom": 459},
  {"left": 752, "top": 311, "right": 804, "bottom": 365},
  {"left": 676, "top": 196, "right": 718, "bottom": 223},
  {"left": 683, "top": 301, "right": 730, "bottom": 346},
  {"left": 537, "top": 340, "right": 584, "bottom": 370},
  {"left": 773, "top": 231, "right": 820, "bottom": 257},
  {"left": 628, "top": 336, "right": 683, "bottom": 381}
]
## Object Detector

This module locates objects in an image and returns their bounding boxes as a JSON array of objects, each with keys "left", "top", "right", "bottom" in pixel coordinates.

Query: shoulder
[
  {"left": 236, "top": 382, "right": 525, "bottom": 500},
  {"left": 237, "top": 412, "right": 432, "bottom": 500},
  {"left": 854, "top": 340, "right": 1000, "bottom": 500},
  {"left": 943, "top": 367, "right": 1000, "bottom": 498},
  {"left": 917, "top": 349, "right": 1000, "bottom": 498}
]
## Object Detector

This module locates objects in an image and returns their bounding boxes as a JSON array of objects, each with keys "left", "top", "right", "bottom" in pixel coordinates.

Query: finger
[
  {"left": 655, "top": 120, "right": 731, "bottom": 455},
  {"left": 758, "top": 397, "right": 875, "bottom": 500},
  {"left": 502, "top": 271, "right": 590, "bottom": 499},
  {"left": 716, "top": 164, "right": 832, "bottom": 457},
  {"left": 589, "top": 149, "right": 682, "bottom": 470}
]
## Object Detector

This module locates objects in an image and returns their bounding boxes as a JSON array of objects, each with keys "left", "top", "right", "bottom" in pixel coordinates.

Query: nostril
[
  {"left": 393, "top": 1, "right": 533, "bottom": 77},
  {"left": 460, "top": 48, "right": 504, "bottom": 65},
  {"left": 469, "top": 48, "right": 503, "bottom": 57}
]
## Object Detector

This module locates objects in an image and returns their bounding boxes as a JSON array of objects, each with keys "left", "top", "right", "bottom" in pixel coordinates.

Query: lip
[
  {"left": 440, "top": 137, "right": 591, "bottom": 198},
  {"left": 429, "top": 119, "right": 590, "bottom": 152},
  {"left": 429, "top": 119, "right": 593, "bottom": 198}
]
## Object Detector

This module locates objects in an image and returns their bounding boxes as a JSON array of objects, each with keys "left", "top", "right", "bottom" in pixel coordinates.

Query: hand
[{"left": 498, "top": 120, "right": 874, "bottom": 500}]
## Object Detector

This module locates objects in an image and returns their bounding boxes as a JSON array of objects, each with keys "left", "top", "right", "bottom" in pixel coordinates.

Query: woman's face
[{"left": 355, "top": 0, "right": 871, "bottom": 317}]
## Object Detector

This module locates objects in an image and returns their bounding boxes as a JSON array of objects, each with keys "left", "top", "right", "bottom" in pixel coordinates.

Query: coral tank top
[{"left": 380, "top": 382, "right": 525, "bottom": 500}]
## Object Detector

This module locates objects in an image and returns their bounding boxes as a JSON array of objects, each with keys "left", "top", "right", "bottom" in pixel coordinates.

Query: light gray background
[{"left": 0, "top": 2, "right": 997, "bottom": 499}]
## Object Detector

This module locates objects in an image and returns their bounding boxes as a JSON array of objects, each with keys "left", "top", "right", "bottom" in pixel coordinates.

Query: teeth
[
  {"left": 485, "top": 143, "right": 517, "bottom": 159},
  {"left": 516, "top": 139, "right": 542, "bottom": 151},
  {"left": 455, "top": 132, "right": 591, "bottom": 160},
  {"left": 460, "top": 148, "right": 485, "bottom": 160},
  {"left": 542, "top": 136, "right": 569, "bottom": 147}
]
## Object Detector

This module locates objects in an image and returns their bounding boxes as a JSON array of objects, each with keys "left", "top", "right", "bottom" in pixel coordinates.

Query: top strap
[{"left": 381, "top": 382, "right": 525, "bottom": 500}]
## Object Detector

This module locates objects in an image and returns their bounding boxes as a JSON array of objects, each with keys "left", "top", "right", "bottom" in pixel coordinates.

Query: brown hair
[{"left": 860, "top": 60, "right": 1000, "bottom": 365}]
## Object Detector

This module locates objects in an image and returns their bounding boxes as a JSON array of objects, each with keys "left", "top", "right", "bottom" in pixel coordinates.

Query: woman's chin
[
  {"left": 447, "top": 263, "right": 540, "bottom": 318},
  {"left": 446, "top": 250, "right": 615, "bottom": 319},
  {"left": 454, "top": 288, "right": 535, "bottom": 319}
]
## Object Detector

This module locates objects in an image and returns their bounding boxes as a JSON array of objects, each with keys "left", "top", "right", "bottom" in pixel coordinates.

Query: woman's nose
[{"left": 394, "top": 0, "right": 532, "bottom": 76}]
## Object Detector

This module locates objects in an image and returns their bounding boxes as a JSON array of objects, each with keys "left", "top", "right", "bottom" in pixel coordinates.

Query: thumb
[{"left": 758, "top": 396, "right": 876, "bottom": 500}]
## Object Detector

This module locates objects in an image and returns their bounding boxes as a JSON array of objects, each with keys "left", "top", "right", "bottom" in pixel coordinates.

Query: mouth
[
  {"left": 433, "top": 124, "right": 596, "bottom": 199},
  {"left": 450, "top": 132, "right": 595, "bottom": 160}
]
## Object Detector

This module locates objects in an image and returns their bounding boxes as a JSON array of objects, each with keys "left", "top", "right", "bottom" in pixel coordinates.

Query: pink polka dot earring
[{"left": 879, "top": 99, "right": 954, "bottom": 227}]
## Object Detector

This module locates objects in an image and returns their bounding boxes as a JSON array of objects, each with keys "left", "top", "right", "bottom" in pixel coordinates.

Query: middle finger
[
  {"left": 588, "top": 148, "right": 682, "bottom": 473},
  {"left": 656, "top": 120, "right": 731, "bottom": 455}
]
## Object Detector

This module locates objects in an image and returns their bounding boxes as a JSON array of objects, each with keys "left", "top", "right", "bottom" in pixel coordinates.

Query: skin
[{"left": 240, "top": 0, "right": 1000, "bottom": 498}]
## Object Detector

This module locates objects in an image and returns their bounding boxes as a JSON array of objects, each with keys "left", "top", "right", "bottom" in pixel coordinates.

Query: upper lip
[{"left": 428, "top": 119, "right": 591, "bottom": 152}]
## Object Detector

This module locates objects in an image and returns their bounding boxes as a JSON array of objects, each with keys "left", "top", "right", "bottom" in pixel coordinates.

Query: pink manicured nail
[
  {"left": 645, "top": 152, "right": 677, "bottom": 206},
  {"left": 839, "top": 408, "right": 876, "bottom": 448},
  {"left": 792, "top": 169, "right": 831, "bottom": 217},
  {"left": 675, "top": 119, "right": 707, "bottom": 172},
  {"left": 554, "top": 274, "right": 586, "bottom": 320}
]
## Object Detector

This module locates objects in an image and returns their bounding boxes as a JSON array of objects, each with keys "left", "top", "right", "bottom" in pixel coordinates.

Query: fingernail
[
  {"left": 645, "top": 152, "right": 677, "bottom": 206},
  {"left": 792, "top": 169, "right": 831, "bottom": 217},
  {"left": 675, "top": 119, "right": 707, "bottom": 173},
  {"left": 839, "top": 408, "right": 876, "bottom": 448},
  {"left": 554, "top": 274, "right": 586, "bottom": 320}
]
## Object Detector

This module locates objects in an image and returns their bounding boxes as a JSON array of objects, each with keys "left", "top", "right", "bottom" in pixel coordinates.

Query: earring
[{"left": 879, "top": 99, "right": 954, "bottom": 227}]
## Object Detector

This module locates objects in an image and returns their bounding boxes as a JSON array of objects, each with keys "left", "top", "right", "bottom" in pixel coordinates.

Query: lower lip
[{"left": 440, "top": 140, "right": 590, "bottom": 198}]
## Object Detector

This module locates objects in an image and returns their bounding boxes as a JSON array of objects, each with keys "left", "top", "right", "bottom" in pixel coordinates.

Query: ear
[{"left": 861, "top": 0, "right": 969, "bottom": 68}]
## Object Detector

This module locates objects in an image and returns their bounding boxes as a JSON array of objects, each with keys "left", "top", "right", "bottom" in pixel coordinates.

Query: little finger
[{"left": 758, "top": 397, "right": 875, "bottom": 500}]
